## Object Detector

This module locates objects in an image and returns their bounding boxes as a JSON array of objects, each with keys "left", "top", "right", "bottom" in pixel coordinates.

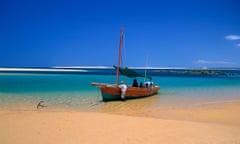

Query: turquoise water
[{"left": 0, "top": 69, "right": 240, "bottom": 112}]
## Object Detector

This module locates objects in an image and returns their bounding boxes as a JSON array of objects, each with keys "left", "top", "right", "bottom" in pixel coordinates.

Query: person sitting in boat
[
  {"left": 132, "top": 78, "right": 138, "bottom": 87},
  {"left": 144, "top": 77, "right": 154, "bottom": 88},
  {"left": 119, "top": 80, "right": 127, "bottom": 100},
  {"left": 149, "top": 77, "right": 154, "bottom": 87}
]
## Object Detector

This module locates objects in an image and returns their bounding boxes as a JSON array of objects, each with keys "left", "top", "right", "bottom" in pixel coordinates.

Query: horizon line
[{"left": 0, "top": 66, "right": 240, "bottom": 71}]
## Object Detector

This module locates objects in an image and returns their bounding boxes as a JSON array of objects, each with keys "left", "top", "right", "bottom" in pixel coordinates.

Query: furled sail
[{"left": 113, "top": 65, "right": 150, "bottom": 78}]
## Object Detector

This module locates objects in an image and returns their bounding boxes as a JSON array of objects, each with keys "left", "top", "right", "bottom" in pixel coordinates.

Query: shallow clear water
[{"left": 0, "top": 70, "right": 240, "bottom": 113}]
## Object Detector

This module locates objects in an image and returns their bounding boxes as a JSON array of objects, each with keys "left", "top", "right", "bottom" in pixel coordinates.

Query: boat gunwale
[{"left": 100, "top": 84, "right": 160, "bottom": 97}]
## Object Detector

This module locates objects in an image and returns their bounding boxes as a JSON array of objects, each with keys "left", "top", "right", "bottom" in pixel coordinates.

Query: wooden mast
[
  {"left": 144, "top": 55, "right": 148, "bottom": 82},
  {"left": 115, "top": 27, "right": 124, "bottom": 86}
]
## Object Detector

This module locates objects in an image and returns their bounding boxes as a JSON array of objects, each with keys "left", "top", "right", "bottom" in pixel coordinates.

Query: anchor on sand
[{"left": 37, "top": 101, "right": 48, "bottom": 109}]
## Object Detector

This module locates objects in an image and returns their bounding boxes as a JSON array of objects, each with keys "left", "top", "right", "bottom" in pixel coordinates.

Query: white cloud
[
  {"left": 225, "top": 35, "right": 240, "bottom": 40},
  {"left": 195, "top": 60, "right": 209, "bottom": 64},
  {"left": 195, "top": 59, "right": 234, "bottom": 65}
]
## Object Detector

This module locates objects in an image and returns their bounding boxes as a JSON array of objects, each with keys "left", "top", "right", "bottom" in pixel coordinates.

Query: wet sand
[{"left": 1, "top": 101, "right": 240, "bottom": 144}]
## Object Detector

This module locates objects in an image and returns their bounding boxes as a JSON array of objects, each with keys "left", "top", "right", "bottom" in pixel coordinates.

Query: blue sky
[{"left": 1, "top": 0, "right": 240, "bottom": 68}]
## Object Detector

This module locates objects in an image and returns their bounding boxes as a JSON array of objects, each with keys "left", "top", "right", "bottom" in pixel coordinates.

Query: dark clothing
[{"left": 132, "top": 78, "right": 138, "bottom": 87}]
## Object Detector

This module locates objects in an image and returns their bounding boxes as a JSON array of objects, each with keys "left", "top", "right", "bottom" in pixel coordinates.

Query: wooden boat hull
[{"left": 94, "top": 83, "right": 160, "bottom": 101}]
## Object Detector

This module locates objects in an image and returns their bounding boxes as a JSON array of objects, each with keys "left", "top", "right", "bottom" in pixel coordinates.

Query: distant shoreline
[
  {"left": 1, "top": 66, "right": 240, "bottom": 70},
  {"left": 1, "top": 67, "right": 240, "bottom": 77}
]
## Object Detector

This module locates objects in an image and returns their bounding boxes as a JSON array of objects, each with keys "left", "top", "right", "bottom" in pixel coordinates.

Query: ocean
[{"left": 0, "top": 67, "right": 240, "bottom": 116}]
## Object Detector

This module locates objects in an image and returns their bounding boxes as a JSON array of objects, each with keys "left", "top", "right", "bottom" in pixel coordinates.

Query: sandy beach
[{"left": 1, "top": 101, "right": 240, "bottom": 144}]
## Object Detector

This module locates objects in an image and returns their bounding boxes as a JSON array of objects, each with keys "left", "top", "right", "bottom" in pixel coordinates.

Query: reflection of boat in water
[{"left": 92, "top": 28, "right": 160, "bottom": 101}]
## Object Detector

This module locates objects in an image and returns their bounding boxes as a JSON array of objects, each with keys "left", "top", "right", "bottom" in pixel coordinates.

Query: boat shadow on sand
[{"left": 90, "top": 94, "right": 160, "bottom": 115}]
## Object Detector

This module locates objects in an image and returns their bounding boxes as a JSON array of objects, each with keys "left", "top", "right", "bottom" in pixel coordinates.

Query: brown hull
[{"left": 92, "top": 82, "right": 160, "bottom": 101}]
